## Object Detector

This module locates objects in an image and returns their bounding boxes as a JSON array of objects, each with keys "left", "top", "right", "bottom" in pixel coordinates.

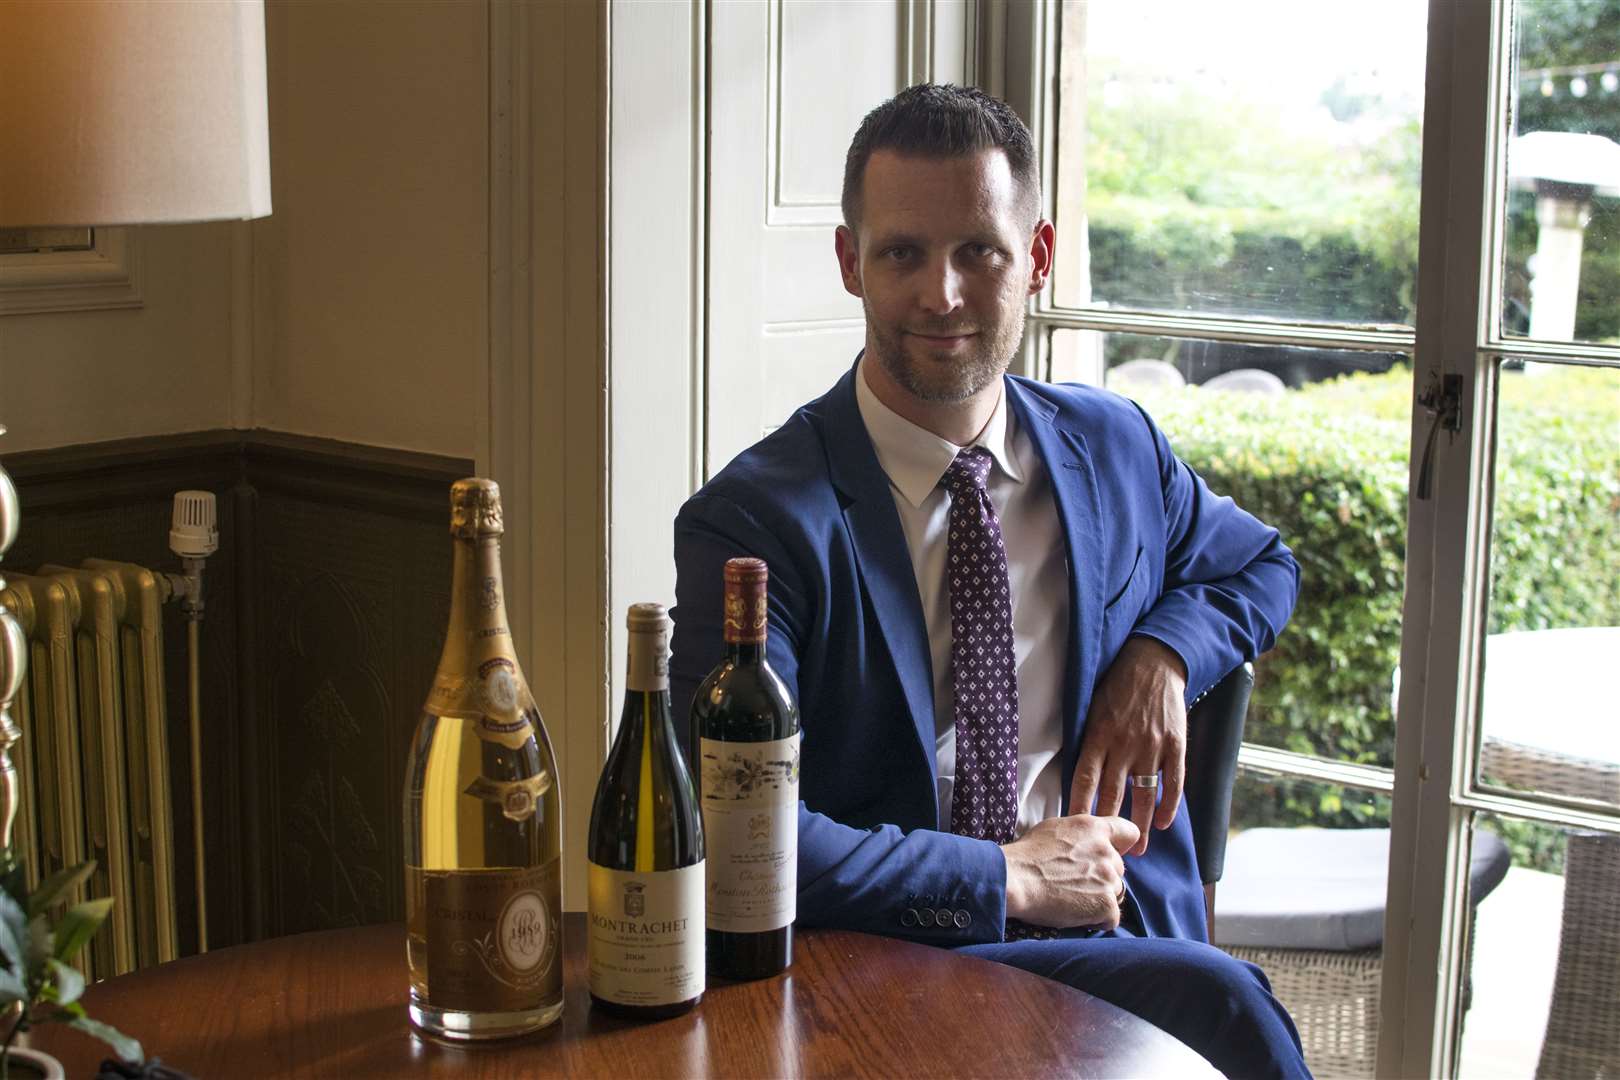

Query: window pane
[
  {"left": 1502, "top": 2, "right": 1620, "bottom": 344},
  {"left": 1052, "top": 329, "right": 1411, "bottom": 771},
  {"left": 1478, "top": 360, "right": 1620, "bottom": 811},
  {"left": 1459, "top": 813, "right": 1615, "bottom": 1079},
  {"left": 1053, "top": 0, "right": 1426, "bottom": 325}
]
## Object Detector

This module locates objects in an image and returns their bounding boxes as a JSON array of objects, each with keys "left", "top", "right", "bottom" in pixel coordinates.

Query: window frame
[{"left": 1004, "top": 1, "right": 1620, "bottom": 1074}]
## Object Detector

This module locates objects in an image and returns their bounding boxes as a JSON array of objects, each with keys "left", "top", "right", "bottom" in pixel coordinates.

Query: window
[{"left": 1017, "top": 1, "right": 1620, "bottom": 1074}]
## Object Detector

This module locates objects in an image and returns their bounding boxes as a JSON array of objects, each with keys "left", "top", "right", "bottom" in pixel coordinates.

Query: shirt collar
[{"left": 854, "top": 354, "right": 1025, "bottom": 509}]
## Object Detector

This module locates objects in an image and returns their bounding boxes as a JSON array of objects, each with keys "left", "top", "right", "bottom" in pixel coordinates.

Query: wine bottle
[
  {"left": 690, "top": 557, "right": 801, "bottom": 980},
  {"left": 586, "top": 603, "right": 705, "bottom": 1019},
  {"left": 403, "top": 478, "right": 563, "bottom": 1040}
]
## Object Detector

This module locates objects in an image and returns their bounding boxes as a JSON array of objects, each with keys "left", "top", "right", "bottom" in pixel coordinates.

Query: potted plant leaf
[{"left": 0, "top": 859, "right": 142, "bottom": 1080}]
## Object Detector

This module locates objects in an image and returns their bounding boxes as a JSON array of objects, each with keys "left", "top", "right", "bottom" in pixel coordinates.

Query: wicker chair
[
  {"left": 1534, "top": 832, "right": 1620, "bottom": 1079},
  {"left": 1212, "top": 829, "right": 1506, "bottom": 1080},
  {"left": 1184, "top": 668, "right": 1511, "bottom": 1080}
]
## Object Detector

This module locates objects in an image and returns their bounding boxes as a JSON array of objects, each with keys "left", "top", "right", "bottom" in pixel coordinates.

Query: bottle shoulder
[{"left": 690, "top": 659, "right": 799, "bottom": 735}]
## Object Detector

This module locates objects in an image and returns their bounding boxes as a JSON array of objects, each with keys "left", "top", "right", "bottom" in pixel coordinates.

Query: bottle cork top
[
  {"left": 449, "top": 478, "right": 504, "bottom": 539},
  {"left": 626, "top": 602, "right": 671, "bottom": 633},
  {"left": 723, "top": 557, "right": 768, "bottom": 583}
]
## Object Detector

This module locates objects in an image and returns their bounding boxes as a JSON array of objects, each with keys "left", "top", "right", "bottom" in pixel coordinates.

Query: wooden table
[{"left": 32, "top": 915, "right": 1217, "bottom": 1078}]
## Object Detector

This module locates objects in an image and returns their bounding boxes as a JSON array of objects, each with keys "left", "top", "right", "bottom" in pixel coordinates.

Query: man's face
[{"left": 836, "top": 148, "right": 1052, "bottom": 405}]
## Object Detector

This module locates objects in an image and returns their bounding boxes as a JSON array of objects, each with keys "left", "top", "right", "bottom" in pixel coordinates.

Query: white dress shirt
[{"left": 854, "top": 357, "right": 1071, "bottom": 837}]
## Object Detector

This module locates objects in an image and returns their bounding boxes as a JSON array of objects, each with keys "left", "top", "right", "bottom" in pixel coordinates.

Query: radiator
[{"left": 0, "top": 560, "right": 179, "bottom": 980}]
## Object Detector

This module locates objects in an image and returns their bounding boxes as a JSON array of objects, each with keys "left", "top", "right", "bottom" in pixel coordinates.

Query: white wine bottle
[
  {"left": 587, "top": 603, "right": 705, "bottom": 1018},
  {"left": 690, "top": 557, "right": 800, "bottom": 980},
  {"left": 403, "top": 478, "right": 563, "bottom": 1040}
]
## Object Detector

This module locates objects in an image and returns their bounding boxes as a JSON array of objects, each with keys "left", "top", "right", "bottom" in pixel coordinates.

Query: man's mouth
[{"left": 907, "top": 330, "right": 977, "bottom": 346}]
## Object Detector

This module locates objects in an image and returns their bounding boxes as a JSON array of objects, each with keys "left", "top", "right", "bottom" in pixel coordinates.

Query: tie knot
[{"left": 942, "top": 446, "right": 994, "bottom": 495}]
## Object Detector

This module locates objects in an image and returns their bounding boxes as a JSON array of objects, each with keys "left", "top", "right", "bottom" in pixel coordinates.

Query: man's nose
[{"left": 917, "top": 255, "right": 965, "bottom": 316}]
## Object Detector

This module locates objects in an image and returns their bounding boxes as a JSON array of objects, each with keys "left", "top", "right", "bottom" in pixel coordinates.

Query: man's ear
[
  {"left": 835, "top": 225, "right": 864, "bottom": 299},
  {"left": 1027, "top": 218, "right": 1055, "bottom": 296}
]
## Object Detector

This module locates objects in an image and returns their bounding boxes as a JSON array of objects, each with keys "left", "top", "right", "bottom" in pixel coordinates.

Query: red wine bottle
[{"left": 690, "top": 557, "right": 801, "bottom": 980}]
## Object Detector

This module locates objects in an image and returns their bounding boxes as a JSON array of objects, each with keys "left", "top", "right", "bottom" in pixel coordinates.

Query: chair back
[{"left": 1184, "top": 662, "right": 1255, "bottom": 888}]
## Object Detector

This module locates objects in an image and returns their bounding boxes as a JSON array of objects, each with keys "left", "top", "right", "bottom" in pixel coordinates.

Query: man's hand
[
  {"left": 1001, "top": 815, "right": 1140, "bottom": 930},
  {"left": 1069, "top": 637, "right": 1188, "bottom": 856}
]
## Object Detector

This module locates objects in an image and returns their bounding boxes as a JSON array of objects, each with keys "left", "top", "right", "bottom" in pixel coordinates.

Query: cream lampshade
[
  {"left": 0, "top": 0, "right": 273, "bottom": 227},
  {"left": 0, "top": 0, "right": 273, "bottom": 957}
]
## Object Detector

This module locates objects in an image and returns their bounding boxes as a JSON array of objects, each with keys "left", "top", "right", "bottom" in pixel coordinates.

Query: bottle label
[
  {"left": 699, "top": 733, "right": 800, "bottom": 932},
  {"left": 586, "top": 862, "right": 705, "bottom": 1007},
  {"left": 422, "top": 859, "right": 562, "bottom": 1012},
  {"left": 425, "top": 656, "right": 539, "bottom": 749},
  {"left": 462, "top": 771, "right": 552, "bottom": 822}
]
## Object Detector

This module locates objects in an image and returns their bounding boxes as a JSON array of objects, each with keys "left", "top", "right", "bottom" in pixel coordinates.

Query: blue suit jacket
[{"left": 670, "top": 361, "right": 1298, "bottom": 947}]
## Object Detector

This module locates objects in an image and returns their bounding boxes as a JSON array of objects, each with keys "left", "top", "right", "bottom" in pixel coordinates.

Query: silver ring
[{"left": 1127, "top": 774, "right": 1159, "bottom": 789}]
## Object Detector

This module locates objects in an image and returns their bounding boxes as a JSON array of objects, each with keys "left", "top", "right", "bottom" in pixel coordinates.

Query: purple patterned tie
[{"left": 943, "top": 446, "right": 1021, "bottom": 846}]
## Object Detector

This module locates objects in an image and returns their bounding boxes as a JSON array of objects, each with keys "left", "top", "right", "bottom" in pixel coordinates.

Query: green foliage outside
[
  {"left": 1081, "top": 0, "right": 1620, "bottom": 869},
  {"left": 1084, "top": 0, "right": 1620, "bottom": 346},
  {"left": 1136, "top": 366, "right": 1620, "bottom": 869}
]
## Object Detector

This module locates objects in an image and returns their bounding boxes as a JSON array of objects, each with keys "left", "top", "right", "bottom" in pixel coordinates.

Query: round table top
[
  {"left": 31, "top": 915, "right": 1216, "bottom": 1078},
  {"left": 1482, "top": 628, "right": 1620, "bottom": 763}
]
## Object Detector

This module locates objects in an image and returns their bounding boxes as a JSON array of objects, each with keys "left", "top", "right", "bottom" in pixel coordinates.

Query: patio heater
[{"left": 1508, "top": 130, "right": 1620, "bottom": 342}]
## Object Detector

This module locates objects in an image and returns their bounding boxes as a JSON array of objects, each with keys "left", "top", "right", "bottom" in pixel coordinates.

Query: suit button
[
  {"left": 954, "top": 910, "right": 971, "bottom": 929},
  {"left": 918, "top": 908, "right": 937, "bottom": 927},
  {"left": 901, "top": 908, "right": 918, "bottom": 927}
]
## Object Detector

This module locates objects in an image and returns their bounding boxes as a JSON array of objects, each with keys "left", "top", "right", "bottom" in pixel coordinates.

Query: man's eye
[
  {"left": 884, "top": 246, "right": 914, "bottom": 262},
  {"left": 968, "top": 243, "right": 997, "bottom": 259}
]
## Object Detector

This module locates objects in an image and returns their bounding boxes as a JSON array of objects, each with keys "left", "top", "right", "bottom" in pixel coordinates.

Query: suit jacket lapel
[
  {"left": 1006, "top": 378, "right": 1104, "bottom": 812},
  {"left": 818, "top": 362, "right": 940, "bottom": 792}
]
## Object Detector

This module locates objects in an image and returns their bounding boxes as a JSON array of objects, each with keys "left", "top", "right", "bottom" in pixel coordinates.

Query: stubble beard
[{"left": 864, "top": 297, "right": 1025, "bottom": 404}]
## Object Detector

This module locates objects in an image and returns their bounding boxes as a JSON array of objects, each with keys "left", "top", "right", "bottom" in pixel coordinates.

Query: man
[{"left": 671, "top": 84, "right": 1308, "bottom": 1079}]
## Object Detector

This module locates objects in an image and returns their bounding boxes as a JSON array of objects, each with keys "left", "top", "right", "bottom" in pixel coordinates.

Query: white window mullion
[{"left": 1379, "top": 1, "right": 1503, "bottom": 1075}]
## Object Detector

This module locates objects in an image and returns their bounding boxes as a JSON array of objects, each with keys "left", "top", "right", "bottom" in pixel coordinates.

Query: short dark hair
[{"left": 840, "top": 83, "right": 1040, "bottom": 232}]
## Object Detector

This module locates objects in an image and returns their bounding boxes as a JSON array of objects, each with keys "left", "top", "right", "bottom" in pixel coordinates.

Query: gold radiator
[{"left": 0, "top": 560, "right": 179, "bottom": 980}]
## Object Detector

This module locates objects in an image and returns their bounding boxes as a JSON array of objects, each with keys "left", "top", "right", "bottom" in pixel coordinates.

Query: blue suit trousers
[{"left": 956, "top": 933, "right": 1311, "bottom": 1080}]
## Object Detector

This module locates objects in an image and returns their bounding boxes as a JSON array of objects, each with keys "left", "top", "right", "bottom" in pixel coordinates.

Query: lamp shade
[{"left": 0, "top": 0, "right": 272, "bottom": 227}]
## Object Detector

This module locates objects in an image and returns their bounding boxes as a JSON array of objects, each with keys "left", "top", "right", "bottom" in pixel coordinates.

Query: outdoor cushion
[{"left": 1213, "top": 826, "right": 1511, "bottom": 951}]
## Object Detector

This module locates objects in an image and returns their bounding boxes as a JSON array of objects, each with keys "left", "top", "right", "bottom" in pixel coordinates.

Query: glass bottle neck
[
  {"left": 617, "top": 687, "right": 677, "bottom": 745},
  {"left": 437, "top": 536, "right": 515, "bottom": 674},
  {"left": 724, "top": 641, "right": 765, "bottom": 665}
]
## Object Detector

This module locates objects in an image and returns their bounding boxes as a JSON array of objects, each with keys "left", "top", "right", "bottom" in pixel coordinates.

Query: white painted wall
[
  {"left": 0, "top": 224, "right": 239, "bottom": 454},
  {"left": 250, "top": 0, "right": 488, "bottom": 461},
  {"left": 0, "top": 0, "right": 491, "bottom": 462}
]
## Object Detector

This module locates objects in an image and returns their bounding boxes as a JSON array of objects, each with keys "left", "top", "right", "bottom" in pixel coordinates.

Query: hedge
[
  {"left": 1133, "top": 365, "right": 1620, "bottom": 862},
  {"left": 1087, "top": 191, "right": 1620, "bottom": 344}
]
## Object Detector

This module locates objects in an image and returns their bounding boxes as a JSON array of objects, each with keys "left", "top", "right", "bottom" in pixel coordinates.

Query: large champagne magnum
[
  {"left": 586, "top": 603, "right": 705, "bottom": 1019},
  {"left": 690, "top": 557, "right": 801, "bottom": 980},
  {"left": 403, "top": 478, "right": 563, "bottom": 1039}
]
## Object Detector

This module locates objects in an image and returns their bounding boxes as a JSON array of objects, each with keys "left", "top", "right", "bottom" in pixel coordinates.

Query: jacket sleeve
[
  {"left": 670, "top": 490, "right": 1010, "bottom": 945},
  {"left": 1125, "top": 402, "right": 1301, "bottom": 702}
]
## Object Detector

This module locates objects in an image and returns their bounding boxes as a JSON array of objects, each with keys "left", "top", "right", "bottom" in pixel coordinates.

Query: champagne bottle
[
  {"left": 690, "top": 557, "right": 801, "bottom": 980},
  {"left": 403, "top": 478, "right": 563, "bottom": 1040},
  {"left": 586, "top": 603, "right": 705, "bottom": 1019}
]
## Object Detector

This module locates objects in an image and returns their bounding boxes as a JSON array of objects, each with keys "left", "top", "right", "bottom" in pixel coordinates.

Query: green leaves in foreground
[{"left": 0, "top": 858, "right": 144, "bottom": 1065}]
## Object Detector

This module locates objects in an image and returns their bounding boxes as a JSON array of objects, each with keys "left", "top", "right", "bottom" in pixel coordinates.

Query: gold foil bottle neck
[
  {"left": 723, "top": 557, "right": 767, "bottom": 584},
  {"left": 450, "top": 478, "right": 504, "bottom": 539},
  {"left": 721, "top": 558, "right": 768, "bottom": 645}
]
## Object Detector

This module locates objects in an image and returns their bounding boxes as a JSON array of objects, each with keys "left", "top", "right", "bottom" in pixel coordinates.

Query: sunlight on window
[{"left": 1054, "top": 0, "right": 1427, "bottom": 325}]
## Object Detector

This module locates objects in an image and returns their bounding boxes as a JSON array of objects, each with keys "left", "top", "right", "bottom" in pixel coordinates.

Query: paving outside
[{"left": 1455, "top": 866, "right": 1566, "bottom": 1079}]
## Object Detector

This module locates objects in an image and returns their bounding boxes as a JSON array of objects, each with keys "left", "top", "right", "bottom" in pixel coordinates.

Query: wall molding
[{"left": 0, "top": 228, "right": 142, "bottom": 316}]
